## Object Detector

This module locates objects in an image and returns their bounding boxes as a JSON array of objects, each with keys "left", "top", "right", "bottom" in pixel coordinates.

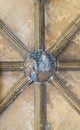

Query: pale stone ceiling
[{"left": 0, "top": 0, "right": 80, "bottom": 130}]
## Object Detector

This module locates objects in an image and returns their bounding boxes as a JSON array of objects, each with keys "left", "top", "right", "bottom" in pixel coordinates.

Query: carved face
[{"left": 40, "top": 54, "right": 48, "bottom": 61}]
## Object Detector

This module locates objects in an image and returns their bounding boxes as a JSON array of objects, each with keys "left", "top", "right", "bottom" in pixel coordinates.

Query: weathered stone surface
[
  {"left": 0, "top": 85, "right": 34, "bottom": 130},
  {"left": 0, "top": 0, "right": 80, "bottom": 130}
]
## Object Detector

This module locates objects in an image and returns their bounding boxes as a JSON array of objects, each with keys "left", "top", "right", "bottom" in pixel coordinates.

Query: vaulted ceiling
[{"left": 0, "top": 0, "right": 80, "bottom": 130}]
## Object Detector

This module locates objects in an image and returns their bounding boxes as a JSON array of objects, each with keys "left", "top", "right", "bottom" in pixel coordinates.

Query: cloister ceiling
[{"left": 0, "top": 0, "right": 80, "bottom": 130}]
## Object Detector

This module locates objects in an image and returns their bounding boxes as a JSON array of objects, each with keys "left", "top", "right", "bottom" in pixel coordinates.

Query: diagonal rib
[
  {"left": 0, "top": 76, "right": 32, "bottom": 114},
  {"left": 34, "top": 83, "right": 47, "bottom": 130},
  {"left": 48, "top": 14, "right": 80, "bottom": 57},
  {"left": 0, "top": 61, "right": 24, "bottom": 72},
  {"left": 58, "top": 59, "right": 80, "bottom": 71},
  {"left": 0, "top": 19, "right": 29, "bottom": 58},
  {"left": 51, "top": 75, "right": 80, "bottom": 114}
]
